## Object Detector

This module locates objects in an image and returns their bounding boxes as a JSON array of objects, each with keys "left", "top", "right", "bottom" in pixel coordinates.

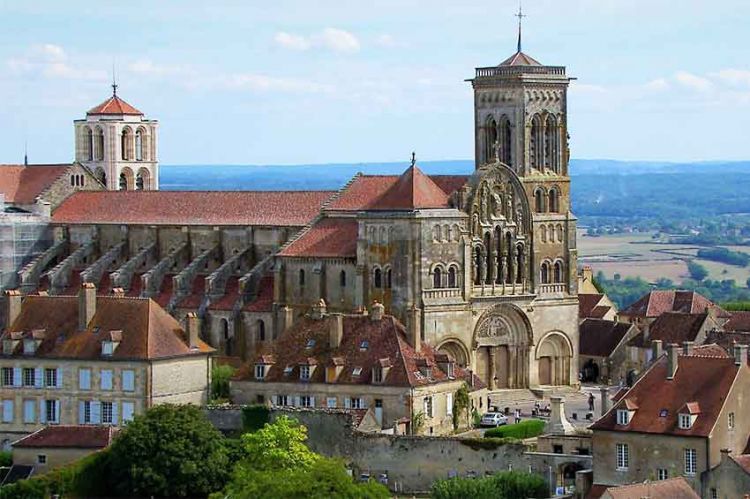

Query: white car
[{"left": 480, "top": 412, "right": 508, "bottom": 427}]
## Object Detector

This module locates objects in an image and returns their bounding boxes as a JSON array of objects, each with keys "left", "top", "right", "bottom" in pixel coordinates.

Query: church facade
[{"left": 271, "top": 49, "right": 578, "bottom": 388}]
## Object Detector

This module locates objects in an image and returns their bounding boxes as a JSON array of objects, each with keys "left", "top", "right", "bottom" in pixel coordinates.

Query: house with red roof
[
  {"left": 590, "top": 342, "right": 750, "bottom": 495},
  {"left": 619, "top": 290, "right": 730, "bottom": 328},
  {"left": 231, "top": 302, "right": 486, "bottom": 436}
]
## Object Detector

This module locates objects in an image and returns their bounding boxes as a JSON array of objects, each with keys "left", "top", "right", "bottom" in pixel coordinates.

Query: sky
[{"left": 1, "top": 0, "right": 749, "bottom": 165}]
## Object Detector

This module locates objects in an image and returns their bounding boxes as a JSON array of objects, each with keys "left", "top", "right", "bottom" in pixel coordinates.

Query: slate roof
[
  {"left": 591, "top": 346, "right": 740, "bottom": 437},
  {"left": 51, "top": 190, "right": 335, "bottom": 227},
  {"left": 278, "top": 218, "right": 358, "bottom": 258},
  {"left": 627, "top": 312, "right": 709, "bottom": 348},
  {"left": 1, "top": 294, "right": 213, "bottom": 360},
  {"left": 87, "top": 94, "right": 143, "bottom": 115},
  {"left": 579, "top": 319, "right": 633, "bottom": 357},
  {"left": 621, "top": 290, "right": 728, "bottom": 318},
  {"left": 600, "top": 477, "right": 699, "bottom": 499},
  {"left": 235, "top": 312, "right": 485, "bottom": 390},
  {"left": 13, "top": 425, "right": 117, "bottom": 449},
  {"left": 0, "top": 164, "right": 71, "bottom": 204}
]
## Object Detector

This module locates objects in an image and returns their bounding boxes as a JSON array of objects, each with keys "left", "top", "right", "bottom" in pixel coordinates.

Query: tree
[
  {"left": 210, "top": 364, "right": 236, "bottom": 402},
  {"left": 239, "top": 415, "right": 318, "bottom": 471},
  {"left": 107, "top": 404, "right": 229, "bottom": 497},
  {"left": 431, "top": 471, "right": 547, "bottom": 499},
  {"left": 688, "top": 260, "right": 709, "bottom": 281},
  {"left": 452, "top": 384, "right": 470, "bottom": 431}
]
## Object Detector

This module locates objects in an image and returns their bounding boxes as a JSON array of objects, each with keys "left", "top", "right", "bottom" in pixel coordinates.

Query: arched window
[
  {"left": 494, "top": 227, "right": 503, "bottom": 284},
  {"left": 483, "top": 232, "right": 492, "bottom": 284},
  {"left": 70, "top": 175, "right": 75, "bottom": 187},
  {"left": 385, "top": 267, "right": 392, "bottom": 288},
  {"left": 433, "top": 225, "right": 441, "bottom": 242},
  {"left": 516, "top": 244, "right": 524, "bottom": 284},
  {"left": 136, "top": 173, "right": 144, "bottom": 190},
  {"left": 299, "top": 269, "right": 305, "bottom": 286},
  {"left": 339, "top": 270, "right": 346, "bottom": 288},
  {"left": 554, "top": 261, "right": 563, "bottom": 283},
  {"left": 506, "top": 233, "right": 514, "bottom": 284},
  {"left": 535, "top": 189, "right": 544, "bottom": 213},
  {"left": 557, "top": 224, "right": 564, "bottom": 243},
  {"left": 473, "top": 247, "right": 482, "bottom": 285},
  {"left": 530, "top": 115, "right": 543, "bottom": 169},
  {"left": 433, "top": 266, "right": 443, "bottom": 289},
  {"left": 94, "top": 127, "right": 105, "bottom": 161},
  {"left": 135, "top": 129, "right": 144, "bottom": 161},
  {"left": 221, "top": 319, "right": 232, "bottom": 356},
  {"left": 499, "top": 116, "right": 512, "bottom": 165},
  {"left": 80, "top": 175, "right": 84, "bottom": 187},
  {"left": 548, "top": 189, "right": 559, "bottom": 213},
  {"left": 448, "top": 266, "right": 457, "bottom": 288},
  {"left": 121, "top": 128, "right": 131, "bottom": 161},
  {"left": 545, "top": 114, "right": 558, "bottom": 172},
  {"left": 373, "top": 267, "right": 383, "bottom": 288},
  {"left": 540, "top": 225, "right": 547, "bottom": 243},
  {"left": 86, "top": 128, "right": 93, "bottom": 161},
  {"left": 541, "top": 262, "right": 550, "bottom": 284},
  {"left": 119, "top": 172, "right": 128, "bottom": 190},
  {"left": 485, "top": 117, "right": 498, "bottom": 164},
  {"left": 257, "top": 320, "right": 266, "bottom": 341}
]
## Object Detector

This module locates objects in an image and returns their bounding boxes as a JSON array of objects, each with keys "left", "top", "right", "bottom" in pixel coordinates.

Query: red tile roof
[
  {"left": 621, "top": 290, "right": 728, "bottom": 318},
  {"left": 1, "top": 293, "right": 213, "bottom": 360},
  {"left": 591, "top": 349, "right": 743, "bottom": 437},
  {"left": 600, "top": 477, "right": 699, "bottom": 499},
  {"left": 51, "top": 190, "right": 334, "bottom": 227},
  {"left": 235, "top": 312, "right": 485, "bottom": 390},
  {"left": 732, "top": 454, "right": 750, "bottom": 475},
  {"left": 579, "top": 293, "right": 606, "bottom": 319},
  {"left": 499, "top": 51, "right": 542, "bottom": 67},
  {"left": 430, "top": 175, "right": 470, "bottom": 197},
  {"left": 0, "top": 164, "right": 71, "bottom": 204},
  {"left": 579, "top": 319, "right": 633, "bottom": 357},
  {"left": 13, "top": 425, "right": 118, "bottom": 449},
  {"left": 87, "top": 95, "right": 143, "bottom": 115},
  {"left": 208, "top": 277, "right": 240, "bottom": 311},
  {"left": 243, "top": 276, "right": 275, "bottom": 312},
  {"left": 369, "top": 166, "right": 449, "bottom": 210},
  {"left": 278, "top": 218, "right": 358, "bottom": 258},
  {"left": 706, "top": 329, "right": 750, "bottom": 351},
  {"left": 726, "top": 311, "right": 750, "bottom": 332},
  {"left": 628, "top": 312, "right": 709, "bottom": 348}
]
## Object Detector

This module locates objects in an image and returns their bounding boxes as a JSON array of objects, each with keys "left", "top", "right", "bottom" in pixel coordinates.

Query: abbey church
[{"left": 2, "top": 44, "right": 578, "bottom": 390}]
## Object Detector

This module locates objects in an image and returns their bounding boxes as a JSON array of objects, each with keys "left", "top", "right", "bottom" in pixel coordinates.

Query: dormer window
[
  {"left": 255, "top": 364, "right": 266, "bottom": 380},
  {"left": 678, "top": 413, "right": 692, "bottom": 429},
  {"left": 23, "top": 339, "right": 36, "bottom": 355},
  {"left": 372, "top": 366, "right": 383, "bottom": 383},
  {"left": 283, "top": 365, "right": 293, "bottom": 376},
  {"left": 101, "top": 341, "right": 114, "bottom": 356},
  {"left": 352, "top": 367, "right": 363, "bottom": 377},
  {"left": 678, "top": 402, "right": 700, "bottom": 429},
  {"left": 616, "top": 409, "right": 631, "bottom": 426},
  {"left": 360, "top": 340, "right": 369, "bottom": 351},
  {"left": 300, "top": 365, "right": 311, "bottom": 381},
  {"left": 306, "top": 339, "right": 316, "bottom": 349}
]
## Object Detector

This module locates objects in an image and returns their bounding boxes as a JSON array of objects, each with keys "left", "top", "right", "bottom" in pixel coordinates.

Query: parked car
[{"left": 480, "top": 412, "right": 508, "bottom": 427}]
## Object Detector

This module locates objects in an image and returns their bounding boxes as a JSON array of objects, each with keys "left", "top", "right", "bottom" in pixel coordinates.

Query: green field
[{"left": 578, "top": 231, "right": 750, "bottom": 285}]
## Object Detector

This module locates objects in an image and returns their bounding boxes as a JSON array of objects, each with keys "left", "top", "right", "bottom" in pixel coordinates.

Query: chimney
[
  {"left": 546, "top": 396, "right": 575, "bottom": 435},
  {"left": 329, "top": 313, "right": 343, "bottom": 349},
  {"left": 599, "top": 386, "right": 610, "bottom": 416},
  {"left": 5, "top": 290, "right": 22, "bottom": 329},
  {"left": 371, "top": 301, "right": 384, "bottom": 321},
  {"left": 78, "top": 283, "right": 97, "bottom": 330},
  {"left": 720, "top": 448, "right": 732, "bottom": 464},
  {"left": 279, "top": 305, "right": 294, "bottom": 334},
  {"left": 667, "top": 343, "right": 679, "bottom": 379},
  {"left": 186, "top": 312, "right": 200, "bottom": 348},
  {"left": 651, "top": 339, "right": 663, "bottom": 360},
  {"left": 112, "top": 287, "right": 125, "bottom": 298},
  {"left": 407, "top": 306, "right": 421, "bottom": 352},
  {"left": 682, "top": 341, "right": 694, "bottom": 356},
  {"left": 733, "top": 344, "right": 748, "bottom": 366},
  {"left": 34, "top": 200, "right": 51, "bottom": 218}
]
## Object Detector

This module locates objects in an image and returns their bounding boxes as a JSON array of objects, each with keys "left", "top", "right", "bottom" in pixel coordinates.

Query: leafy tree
[
  {"left": 688, "top": 260, "right": 709, "bottom": 281},
  {"left": 210, "top": 364, "right": 236, "bottom": 402},
  {"left": 107, "top": 404, "right": 229, "bottom": 497},
  {"left": 431, "top": 471, "right": 547, "bottom": 499},
  {"left": 239, "top": 415, "right": 318, "bottom": 471},
  {"left": 452, "top": 384, "right": 470, "bottom": 431}
]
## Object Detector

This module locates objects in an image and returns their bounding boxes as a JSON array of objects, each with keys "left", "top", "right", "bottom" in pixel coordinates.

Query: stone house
[
  {"left": 230, "top": 302, "right": 487, "bottom": 436},
  {"left": 0, "top": 283, "right": 213, "bottom": 449},
  {"left": 578, "top": 266, "right": 617, "bottom": 322},
  {"left": 703, "top": 449, "right": 750, "bottom": 499},
  {"left": 0, "top": 162, "right": 103, "bottom": 212},
  {"left": 593, "top": 477, "right": 699, "bottom": 499},
  {"left": 11, "top": 425, "right": 117, "bottom": 474},
  {"left": 590, "top": 343, "right": 750, "bottom": 496},
  {"left": 578, "top": 319, "right": 637, "bottom": 384},
  {"left": 619, "top": 290, "right": 729, "bottom": 329}
]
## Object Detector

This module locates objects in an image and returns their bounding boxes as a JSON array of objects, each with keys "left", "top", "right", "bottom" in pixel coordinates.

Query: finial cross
[
  {"left": 411, "top": 151, "right": 416, "bottom": 167},
  {"left": 515, "top": 1, "right": 526, "bottom": 53}
]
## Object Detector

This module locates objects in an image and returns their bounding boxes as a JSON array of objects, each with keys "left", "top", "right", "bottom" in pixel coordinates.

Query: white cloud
[
  {"left": 711, "top": 68, "right": 750, "bottom": 87},
  {"left": 127, "top": 59, "right": 189, "bottom": 78},
  {"left": 221, "top": 73, "right": 334, "bottom": 94},
  {"left": 7, "top": 44, "right": 106, "bottom": 81},
  {"left": 674, "top": 71, "right": 713, "bottom": 92},
  {"left": 643, "top": 78, "right": 669, "bottom": 91},
  {"left": 273, "top": 28, "right": 360, "bottom": 54},
  {"left": 375, "top": 34, "right": 400, "bottom": 48},
  {"left": 274, "top": 32, "right": 311, "bottom": 51}
]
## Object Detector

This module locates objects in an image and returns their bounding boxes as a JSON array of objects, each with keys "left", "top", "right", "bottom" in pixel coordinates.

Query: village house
[
  {"left": 578, "top": 266, "right": 617, "bottom": 322},
  {"left": 590, "top": 342, "right": 750, "bottom": 496},
  {"left": 230, "top": 301, "right": 487, "bottom": 436},
  {"left": 578, "top": 319, "right": 637, "bottom": 384},
  {"left": 0, "top": 283, "right": 213, "bottom": 449},
  {"left": 618, "top": 290, "right": 729, "bottom": 329},
  {"left": 703, "top": 448, "right": 750, "bottom": 499},
  {"left": 590, "top": 477, "right": 699, "bottom": 499}
]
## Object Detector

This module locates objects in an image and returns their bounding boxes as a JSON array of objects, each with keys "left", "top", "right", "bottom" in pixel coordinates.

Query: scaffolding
[{"left": 0, "top": 209, "right": 52, "bottom": 290}]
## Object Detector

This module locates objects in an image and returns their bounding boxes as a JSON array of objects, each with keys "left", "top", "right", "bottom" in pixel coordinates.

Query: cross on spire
[
  {"left": 111, "top": 62, "right": 118, "bottom": 96},
  {"left": 411, "top": 151, "right": 416, "bottom": 167},
  {"left": 515, "top": 1, "right": 526, "bottom": 53}
]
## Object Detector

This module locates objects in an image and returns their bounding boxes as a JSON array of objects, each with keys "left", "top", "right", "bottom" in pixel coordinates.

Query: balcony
[
  {"left": 423, "top": 288, "right": 463, "bottom": 300},
  {"left": 539, "top": 283, "right": 567, "bottom": 295},
  {"left": 475, "top": 66, "right": 566, "bottom": 78}
]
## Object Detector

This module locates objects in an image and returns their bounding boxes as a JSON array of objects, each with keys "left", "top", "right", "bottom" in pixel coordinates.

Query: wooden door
[{"left": 539, "top": 356, "right": 552, "bottom": 385}]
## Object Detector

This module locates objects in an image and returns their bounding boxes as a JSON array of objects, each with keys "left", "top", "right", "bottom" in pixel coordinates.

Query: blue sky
[{"left": 1, "top": 0, "right": 749, "bottom": 165}]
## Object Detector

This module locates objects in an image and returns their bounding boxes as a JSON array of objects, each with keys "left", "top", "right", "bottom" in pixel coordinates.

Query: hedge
[
  {"left": 431, "top": 470, "right": 547, "bottom": 499},
  {"left": 484, "top": 419, "right": 545, "bottom": 439}
]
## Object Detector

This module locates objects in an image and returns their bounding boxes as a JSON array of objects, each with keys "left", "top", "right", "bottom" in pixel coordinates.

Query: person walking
[{"left": 588, "top": 393, "right": 595, "bottom": 412}]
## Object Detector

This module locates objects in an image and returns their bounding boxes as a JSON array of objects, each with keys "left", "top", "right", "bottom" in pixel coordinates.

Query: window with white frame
[
  {"left": 23, "top": 399, "right": 35, "bottom": 423},
  {"left": 23, "top": 368, "right": 35, "bottom": 387},
  {"left": 372, "top": 367, "right": 383, "bottom": 384},
  {"left": 100, "top": 369, "right": 113, "bottom": 390},
  {"left": 447, "top": 392, "right": 454, "bottom": 416},
  {"left": 276, "top": 395, "right": 289, "bottom": 406},
  {"left": 616, "top": 410, "right": 631, "bottom": 425},
  {"left": 684, "top": 448, "right": 697, "bottom": 475},
  {"left": 79, "top": 368, "right": 91, "bottom": 390},
  {"left": 2, "top": 367, "right": 13, "bottom": 386},
  {"left": 326, "top": 397, "right": 337, "bottom": 408},
  {"left": 616, "top": 443, "right": 629, "bottom": 470},
  {"left": 45, "top": 368, "right": 57, "bottom": 388},
  {"left": 300, "top": 396, "right": 312, "bottom": 408},
  {"left": 350, "top": 397, "right": 364, "bottom": 409},
  {"left": 657, "top": 468, "right": 668, "bottom": 480},
  {"left": 82, "top": 401, "right": 93, "bottom": 424},
  {"left": 300, "top": 365, "right": 311, "bottom": 381},
  {"left": 37, "top": 454, "right": 46, "bottom": 464},
  {"left": 255, "top": 365, "right": 266, "bottom": 380},
  {"left": 678, "top": 413, "right": 693, "bottom": 429},
  {"left": 711, "top": 488, "right": 718, "bottom": 499},
  {"left": 101, "top": 401, "right": 114, "bottom": 424},
  {"left": 122, "top": 401, "right": 135, "bottom": 423},
  {"left": 729, "top": 412, "right": 735, "bottom": 430},
  {"left": 45, "top": 399, "right": 59, "bottom": 423},
  {"left": 122, "top": 370, "right": 135, "bottom": 391},
  {"left": 423, "top": 396, "right": 434, "bottom": 418},
  {"left": 2, "top": 400, "right": 13, "bottom": 423}
]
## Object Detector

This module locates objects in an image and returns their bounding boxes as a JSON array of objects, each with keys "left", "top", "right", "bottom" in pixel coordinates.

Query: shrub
[
  {"left": 211, "top": 364, "right": 236, "bottom": 401},
  {"left": 484, "top": 419, "right": 545, "bottom": 439},
  {"left": 242, "top": 404, "right": 270, "bottom": 432},
  {"left": 0, "top": 450, "right": 10, "bottom": 467},
  {"left": 688, "top": 260, "right": 709, "bottom": 281},
  {"left": 431, "top": 470, "right": 547, "bottom": 499}
]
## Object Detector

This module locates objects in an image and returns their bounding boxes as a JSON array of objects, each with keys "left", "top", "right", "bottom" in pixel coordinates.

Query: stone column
[
  {"left": 599, "top": 386, "right": 610, "bottom": 417},
  {"left": 489, "top": 347, "right": 497, "bottom": 390},
  {"left": 508, "top": 346, "right": 516, "bottom": 388}
]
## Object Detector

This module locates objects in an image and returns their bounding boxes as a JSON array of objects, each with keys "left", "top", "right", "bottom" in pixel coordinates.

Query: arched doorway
[
  {"left": 535, "top": 332, "right": 573, "bottom": 386},
  {"left": 472, "top": 304, "right": 532, "bottom": 389},
  {"left": 437, "top": 339, "right": 470, "bottom": 368},
  {"left": 119, "top": 167, "right": 134, "bottom": 190}
]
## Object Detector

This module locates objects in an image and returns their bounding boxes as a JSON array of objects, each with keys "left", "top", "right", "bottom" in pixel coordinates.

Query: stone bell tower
[{"left": 74, "top": 82, "right": 159, "bottom": 191}]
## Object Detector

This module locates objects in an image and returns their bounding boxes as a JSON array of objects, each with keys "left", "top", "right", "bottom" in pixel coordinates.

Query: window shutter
[
  {"left": 92, "top": 401, "right": 101, "bottom": 424},
  {"left": 24, "top": 400, "right": 35, "bottom": 423},
  {"left": 13, "top": 368, "right": 21, "bottom": 387},
  {"left": 2, "top": 400, "right": 12, "bottom": 422},
  {"left": 293, "top": 396, "right": 300, "bottom": 407},
  {"left": 79, "top": 401, "right": 85, "bottom": 424},
  {"left": 54, "top": 401, "right": 60, "bottom": 423},
  {"left": 344, "top": 398, "right": 351, "bottom": 409},
  {"left": 122, "top": 402, "right": 134, "bottom": 422},
  {"left": 310, "top": 396, "right": 315, "bottom": 407},
  {"left": 56, "top": 368, "right": 63, "bottom": 388},
  {"left": 361, "top": 398, "right": 367, "bottom": 409},
  {"left": 112, "top": 402, "right": 119, "bottom": 424},
  {"left": 34, "top": 368, "right": 43, "bottom": 388},
  {"left": 39, "top": 400, "right": 46, "bottom": 423}
]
